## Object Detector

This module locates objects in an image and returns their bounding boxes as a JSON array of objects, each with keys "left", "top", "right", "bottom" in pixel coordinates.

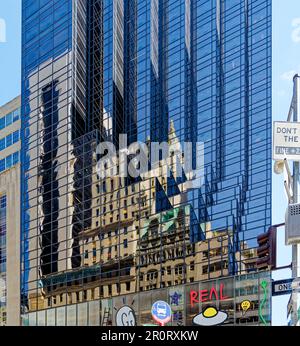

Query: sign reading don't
[{"left": 273, "top": 122, "right": 300, "bottom": 161}]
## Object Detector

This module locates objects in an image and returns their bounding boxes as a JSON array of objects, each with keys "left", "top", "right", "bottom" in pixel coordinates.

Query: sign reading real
[{"left": 273, "top": 122, "right": 300, "bottom": 161}]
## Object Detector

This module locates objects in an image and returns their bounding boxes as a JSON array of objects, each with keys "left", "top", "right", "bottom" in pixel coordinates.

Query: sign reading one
[
  {"left": 151, "top": 301, "right": 172, "bottom": 326},
  {"left": 272, "top": 278, "right": 294, "bottom": 296},
  {"left": 273, "top": 121, "right": 300, "bottom": 161}
]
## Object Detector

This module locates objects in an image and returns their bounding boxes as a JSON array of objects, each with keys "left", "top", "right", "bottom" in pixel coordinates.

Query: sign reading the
[
  {"left": 273, "top": 122, "right": 300, "bottom": 161},
  {"left": 151, "top": 301, "right": 172, "bottom": 326}
]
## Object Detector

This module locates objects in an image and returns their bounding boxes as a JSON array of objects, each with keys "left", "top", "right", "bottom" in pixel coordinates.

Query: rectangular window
[
  {"left": 5, "top": 113, "right": 12, "bottom": 126},
  {"left": 0, "top": 118, "right": 5, "bottom": 130},
  {"left": 13, "top": 152, "right": 19, "bottom": 165},
  {"left": 0, "top": 139, "right": 5, "bottom": 151},
  {"left": 5, "top": 155, "right": 12, "bottom": 169},
  {"left": 13, "top": 109, "right": 20, "bottom": 122},
  {"left": 124, "top": 239, "right": 128, "bottom": 248},
  {"left": 13, "top": 130, "right": 19, "bottom": 144},
  {"left": 6, "top": 134, "right": 12, "bottom": 147},
  {"left": 0, "top": 159, "right": 5, "bottom": 172}
]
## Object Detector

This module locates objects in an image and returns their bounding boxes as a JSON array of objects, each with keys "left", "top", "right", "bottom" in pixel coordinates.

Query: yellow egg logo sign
[
  {"left": 193, "top": 307, "right": 228, "bottom": 326},
  {"left": 241, "top": 300, "right": 251, "bottom": 315}
]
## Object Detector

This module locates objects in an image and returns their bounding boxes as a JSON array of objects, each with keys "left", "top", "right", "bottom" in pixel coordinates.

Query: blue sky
[
  {"left": 0, "top": 0, "right": 21, "bottom": 106},
  {"left": 0, "top": 0, "right": 300, "bottom": 326}
]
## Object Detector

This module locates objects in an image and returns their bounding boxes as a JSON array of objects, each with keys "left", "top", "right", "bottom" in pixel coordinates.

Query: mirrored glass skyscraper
[{"left": 21, "top": 0, "right": 272, "bottom": 326}]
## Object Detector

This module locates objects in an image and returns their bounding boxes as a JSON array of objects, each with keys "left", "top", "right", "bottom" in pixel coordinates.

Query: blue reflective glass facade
[{"left": 21, "top": 0, "right": 272, "bottom": 326}]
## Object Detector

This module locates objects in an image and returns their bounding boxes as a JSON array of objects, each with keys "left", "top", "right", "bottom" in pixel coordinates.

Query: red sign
[{"left": 189, "top": 284, "right": 229, "bottom": 307}]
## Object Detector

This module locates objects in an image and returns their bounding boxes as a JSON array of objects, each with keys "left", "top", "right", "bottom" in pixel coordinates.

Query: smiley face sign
[
  {"left": 115, "top": 306, "right": 136, "bottom": 326},
  {"left": 241, "top": 300, "right": 251, "bottom": 315}
]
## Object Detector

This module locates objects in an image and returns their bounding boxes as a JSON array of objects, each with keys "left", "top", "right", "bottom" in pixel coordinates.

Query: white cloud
[
  {"left": 280, "top": 70, "right": 297, "bottom": 81},
  {"left": 0, "top": 18, "right": 6, "bottom": 43},
  {"left": 292, "top": 18, "right": 300, "bottom": 43}
]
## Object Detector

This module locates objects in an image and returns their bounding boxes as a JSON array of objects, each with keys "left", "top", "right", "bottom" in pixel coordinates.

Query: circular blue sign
[{"left": 151, "top": 300, "right": 172, "bottom": 325}]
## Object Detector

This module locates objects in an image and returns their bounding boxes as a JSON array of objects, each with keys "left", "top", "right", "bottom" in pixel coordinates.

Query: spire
[{"left": 168, "top": 120, "right": 177, "bottom": 145}]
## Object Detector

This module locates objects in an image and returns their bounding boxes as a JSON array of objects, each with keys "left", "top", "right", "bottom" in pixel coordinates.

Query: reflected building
[{"left": 21, "top": 0, "right": 272, "bottom": 326}]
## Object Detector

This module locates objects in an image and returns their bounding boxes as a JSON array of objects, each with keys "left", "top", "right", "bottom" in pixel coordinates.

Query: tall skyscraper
[
  {"left": 0, "top": 96, "right": 21, "bottom": 326},
  {"left": 21, "top": 0, "right": 272, "bottom": 326}
]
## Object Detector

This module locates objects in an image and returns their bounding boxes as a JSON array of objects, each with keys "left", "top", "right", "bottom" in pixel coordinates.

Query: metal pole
[{"left": 292, "top": 74, "right": 300, "bottom": 326}]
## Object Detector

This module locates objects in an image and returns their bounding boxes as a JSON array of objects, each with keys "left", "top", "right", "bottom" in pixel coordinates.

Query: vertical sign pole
[{"left": 292, "top": 74, "right": 300, "bottom": 326}]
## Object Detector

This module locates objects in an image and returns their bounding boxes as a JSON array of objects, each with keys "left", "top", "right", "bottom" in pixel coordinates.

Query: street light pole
[{"left": 292, "top": 74, "right": 300, "bottom": 326}]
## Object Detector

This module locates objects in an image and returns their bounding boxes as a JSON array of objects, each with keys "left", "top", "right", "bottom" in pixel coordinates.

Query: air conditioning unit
[{"left": 285, "top": 203, "right": 300, "bottom": 245}]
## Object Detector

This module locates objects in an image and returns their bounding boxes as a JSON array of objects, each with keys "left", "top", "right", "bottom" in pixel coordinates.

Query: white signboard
[{"left": 273, "top": 121, "right": 300, "bottom": 161}]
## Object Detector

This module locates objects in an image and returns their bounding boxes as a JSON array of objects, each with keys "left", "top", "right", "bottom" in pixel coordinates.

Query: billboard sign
[{"left": 273, "top": 121, "right": 300, "bottom": 161}]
